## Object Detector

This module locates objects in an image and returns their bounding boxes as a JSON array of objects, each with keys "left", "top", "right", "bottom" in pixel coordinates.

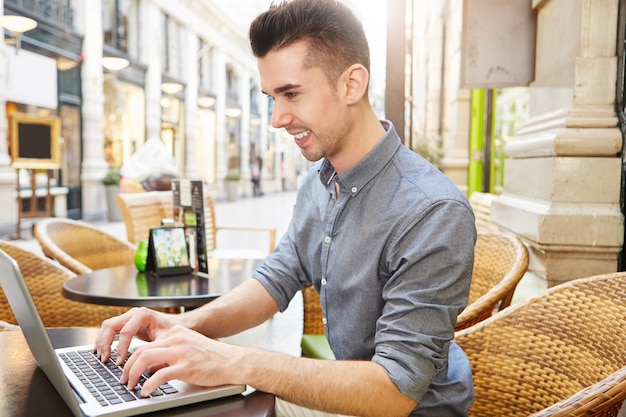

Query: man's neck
[{"left": 329, "top": 107, "right": 386, "bottom": 173}]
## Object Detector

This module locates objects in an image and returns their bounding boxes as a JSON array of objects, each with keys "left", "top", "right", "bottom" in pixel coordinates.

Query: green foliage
[
  {"left": 225, "top": 169, "right": 241, "bottom": 181},
  {"left": 102, "top": 168, "right": 122, "bottom": 186}
]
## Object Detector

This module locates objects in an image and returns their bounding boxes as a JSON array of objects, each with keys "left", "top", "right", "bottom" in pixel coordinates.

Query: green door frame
[{"left": 468, "top": 88, "right": 497, "bottom": 195}]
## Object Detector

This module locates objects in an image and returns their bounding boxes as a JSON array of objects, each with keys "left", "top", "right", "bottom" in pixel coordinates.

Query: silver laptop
[{"left": 0, "top": 249, "right": 246, "bottom": 417}]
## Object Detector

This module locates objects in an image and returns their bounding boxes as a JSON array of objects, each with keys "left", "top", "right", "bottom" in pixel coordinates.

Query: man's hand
[
  {"left": 120, "top": 325, "right": 245, "bottom": 397},
  {"left": 94, "top": 307, "right": 180, "bottom": 364}
]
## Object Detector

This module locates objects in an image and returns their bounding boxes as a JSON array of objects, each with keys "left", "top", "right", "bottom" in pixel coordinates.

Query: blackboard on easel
[{"left": 9, "top": 113, "right": 61, "bottom": 169}]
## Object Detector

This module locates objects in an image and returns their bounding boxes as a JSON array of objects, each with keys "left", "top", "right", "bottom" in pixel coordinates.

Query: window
[
  {"left": 160, "top": 13, "right": 183, "bottom": 78},
  {"left": 198, "top": 39, "right": 212, "bottom": 90},
  {"left": 226, "top": 65, "right": 238, "bottom": 102},
  {"left": 250, "top": 85, "right": 260, "bottom": 116},
  {"left": 103, "top": 0, "right": 131, "bottom": 53}
]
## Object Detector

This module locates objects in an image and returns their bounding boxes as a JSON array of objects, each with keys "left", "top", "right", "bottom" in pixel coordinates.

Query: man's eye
[{"left": 286, "top": 92, "right": 297, "bottom": 98}]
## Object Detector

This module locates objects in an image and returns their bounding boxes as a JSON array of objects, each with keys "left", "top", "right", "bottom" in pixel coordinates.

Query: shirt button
[
  {"left": 321, "top": 278, "right": 327, "bottom": 285},
  {"left": 351, "top": 186, "right": 358, "bottom": 193},
  {"left": 324, "top": 236, "right": 331, "bottom": 244},
  {"left": 322, "top": 317, "right": 327, "bottom": 325}
]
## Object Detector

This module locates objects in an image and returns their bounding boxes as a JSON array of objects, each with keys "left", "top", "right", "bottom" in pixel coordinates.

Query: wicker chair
[
  {"left": 469, "top": 191, "right": 500, "bottom": 232},
  {"left": 0, "top": 241, "right": 129, "bottom": 328},
  {"left": 455, "top": 271, "right": 626, "bottom": 417},
  {"left": 115, "top": 191, "right": 173, "bottom": 245},
  {"left": 115, "top": 191, "right": 276, "bottom": 254},
  {"left": 301, "top": 231, "right": 529, "bottom": 357},
  {"left": 455, "top": 231, "right": 529, "bottom": 330},
  {"left": 33, "top": 217, "right": 137, "bottom": 275}
]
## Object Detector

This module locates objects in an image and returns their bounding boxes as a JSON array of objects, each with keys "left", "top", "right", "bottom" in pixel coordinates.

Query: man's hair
[{"left": 249, "top": 0, "right": 370, "bottom": 86}]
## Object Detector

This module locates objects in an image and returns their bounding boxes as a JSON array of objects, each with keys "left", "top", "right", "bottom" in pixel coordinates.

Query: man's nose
[{"left": 271, "top": 101, "right": 291, "bottom": 129}]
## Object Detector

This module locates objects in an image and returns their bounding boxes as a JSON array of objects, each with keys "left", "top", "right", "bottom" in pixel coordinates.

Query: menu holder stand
[
  {"left": 172, "top": 179, "right": 208, "bottom": 273},
  {"left": 145, "top": 226, "right": 193, "bottom": 276}
]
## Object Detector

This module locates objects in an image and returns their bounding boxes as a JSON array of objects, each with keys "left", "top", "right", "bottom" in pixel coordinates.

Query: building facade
[
  {"left": 4, "top": 0, "right": 623, "bottom": 287},
  {"left": 408, "top": 0, "right": 624, "bottom": 286},
  {"left": 491, "top": 0, "right": 624, "bottom": 286},
  {"left": 0, "top": 0, "right": 304, "bottom": 233}
]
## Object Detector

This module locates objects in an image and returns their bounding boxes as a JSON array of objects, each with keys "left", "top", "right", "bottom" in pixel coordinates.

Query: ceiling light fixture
[
  {"left": 0, "top": 15, "right": 37, "bottom": 53},
  {"left": 197, "top": 96, "right": 216, "bottom": 108},
  {"left": 161, "top": 82, "right": 184, "bottom": 95},
  {"left": 101, "top": 56, "right": 129, "bottom": 72},
  {"left": 225, "top": 107, "right": 242, "bottom": 118}
]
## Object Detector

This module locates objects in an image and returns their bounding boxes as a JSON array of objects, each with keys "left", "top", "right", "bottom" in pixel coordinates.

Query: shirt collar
[{"left": 318, "top": 120, "right": 402, "bottom": 196}]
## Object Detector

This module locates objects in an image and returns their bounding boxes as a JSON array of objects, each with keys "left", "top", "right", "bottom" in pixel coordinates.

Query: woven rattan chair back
[
  {"left": 455, "top": 271, "right": 626, "bottom": 417},
  {"left": 302, "top": 285, "right": 324, "bottom": 335},
  {"left": 115, "top": 191, "right": 223, "bottom": 252},
  {"left": 33, "top": 217, "right": 137, "bottom": 275},
  {"left": 455, "top": 231, "right": 529, "bottom": 330},
  {"left": 469, "top": 192, "right": 500, "bottom": 232},
  {"left": 302, "top": 231, "right": 529, "bottom": 335},
  {"left": 0, "top": 241, "right": 129, "bottom": 328},
  {"left": 116, "top": 191, "right": 276, "bottom": 254},
  {"left": 115, "top": 191, "right": 173, "bottom": 245}
]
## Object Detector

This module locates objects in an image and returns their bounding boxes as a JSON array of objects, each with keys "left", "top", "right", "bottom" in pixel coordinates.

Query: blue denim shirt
[{"left": 253, "top": 121, "right": 476, "bottom": 416}]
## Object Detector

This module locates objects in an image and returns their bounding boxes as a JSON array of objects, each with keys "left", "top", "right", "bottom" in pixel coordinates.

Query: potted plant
[
  {"left": 102, "top": 168, "right": 123, "bottom": 221},
  {"left": 225, "top": 168, "right": 240, "bottom": 201}
]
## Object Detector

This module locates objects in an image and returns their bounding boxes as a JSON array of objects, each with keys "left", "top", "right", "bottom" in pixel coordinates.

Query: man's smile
[{"left": 293, "top": 130, "right": 311, "bottom": 142}]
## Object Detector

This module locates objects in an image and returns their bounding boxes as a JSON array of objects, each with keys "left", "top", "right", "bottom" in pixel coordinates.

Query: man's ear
[{"left": 341, "top": 64, "right": 369, "bottom": 104}]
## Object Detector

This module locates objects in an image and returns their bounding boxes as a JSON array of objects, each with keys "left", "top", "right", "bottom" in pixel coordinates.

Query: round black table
[
  {"left": 0, "top": 327, "right": 275, "bottom": 417},
  {"left": 62, "top": 258, "right": 264, "bottom": 308}
]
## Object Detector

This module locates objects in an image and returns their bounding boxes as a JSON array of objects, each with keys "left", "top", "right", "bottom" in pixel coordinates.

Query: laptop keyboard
[{"left": 59, "top": 348, "right": 179, "bottom": 407}]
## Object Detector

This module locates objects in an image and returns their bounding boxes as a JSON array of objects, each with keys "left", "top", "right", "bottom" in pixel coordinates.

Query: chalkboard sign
[{"left": 9, "top": 113, "right": 61, "bottom": 169}]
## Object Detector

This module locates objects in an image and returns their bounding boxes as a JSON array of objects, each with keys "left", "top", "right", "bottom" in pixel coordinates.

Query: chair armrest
[
  {"left": 36, "top": 233, "right": 94, "bottom": 275},
  {"left": 215, "top": 226, "right": 277, "bottom": 253},
  {"left": 530, "top": 366, "right": 626, "bottom": 417}
]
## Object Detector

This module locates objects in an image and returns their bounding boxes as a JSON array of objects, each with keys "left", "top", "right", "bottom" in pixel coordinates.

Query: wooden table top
[{"left": 63, "top": 258, "right": 264, "bottom": 308}]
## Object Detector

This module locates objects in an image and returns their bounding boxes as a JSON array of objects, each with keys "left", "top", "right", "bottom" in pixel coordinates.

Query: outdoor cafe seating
[
  {"left": 455, "top": 230, "right": 529, "bottom": 330},
  {"left": 33, "top": 217, "right": 137, "bottom": 275},
  {"left": 115, "top": 191, "right": 276, "bottom": 258},
  {"left": 0, "top": 240, "right": 130, "bottom": 330},
  {"left": 455, "top": 271, "right": 626, "bottom": 416}
]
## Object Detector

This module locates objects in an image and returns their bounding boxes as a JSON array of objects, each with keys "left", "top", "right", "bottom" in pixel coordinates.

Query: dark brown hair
[{"left": 249, "top": 0, "right": 370, "bottom": 86}]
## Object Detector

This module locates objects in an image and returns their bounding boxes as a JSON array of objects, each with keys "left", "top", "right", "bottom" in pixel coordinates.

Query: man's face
[{"left": 258, "top": 41, "right": 350, "bottom": 163}]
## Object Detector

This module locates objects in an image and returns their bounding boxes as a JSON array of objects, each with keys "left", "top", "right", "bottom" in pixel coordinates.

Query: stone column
[
  {"left": 183, "top": 33, "right": 200, "bottom": 180},
  {"left": 211, "top": 48, "right": 228, "bottom": 185},
  {"left": 0, "top": 1, "right": 18, "bottom": 233},
  {"left": 490, "top": 0, "right": 622, "bottom": 286},
  {"left": 141, "top": 0, "right": 162, "bottom": 143},
  {"left": 411, "top": 1, "right": 470, "bottom": 195},
  {"left": 440, "top": 1, "right": 470, "bottom": 196},
  {"left": 80, "top": 0, "right": 108, "bottom": 220},
  {"left": 239, "top": 70, "right": 251, "bottom": 182}
]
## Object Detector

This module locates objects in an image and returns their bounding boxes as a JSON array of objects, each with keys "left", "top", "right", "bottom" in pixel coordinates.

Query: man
[
  {"left": 94, "top": 1, "right": 477, "bottom": 416},
  {"left": 251, "top": 155, "right": 263, "bottom": 196}
]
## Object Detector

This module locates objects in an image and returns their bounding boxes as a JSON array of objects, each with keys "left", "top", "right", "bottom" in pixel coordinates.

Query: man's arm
[
  {"left": 241, "top": 349, "right": 417, "bottom": 417},
  {"left": 122, "top": 324, "right": 417, "bottom": 417},
  {"left": 180, "top": 278, "right": 281, "bottom": 338},
  {"left": 95, "top": 279, "right": 280, "bottom": 363},
  {"left": 117, "top": 280, "right": 416, "bottom": 416}
]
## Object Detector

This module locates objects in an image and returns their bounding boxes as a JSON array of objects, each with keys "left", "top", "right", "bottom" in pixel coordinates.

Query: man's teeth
[{"left": 294, "top": 130, "right": 310, "bottom": 140}]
